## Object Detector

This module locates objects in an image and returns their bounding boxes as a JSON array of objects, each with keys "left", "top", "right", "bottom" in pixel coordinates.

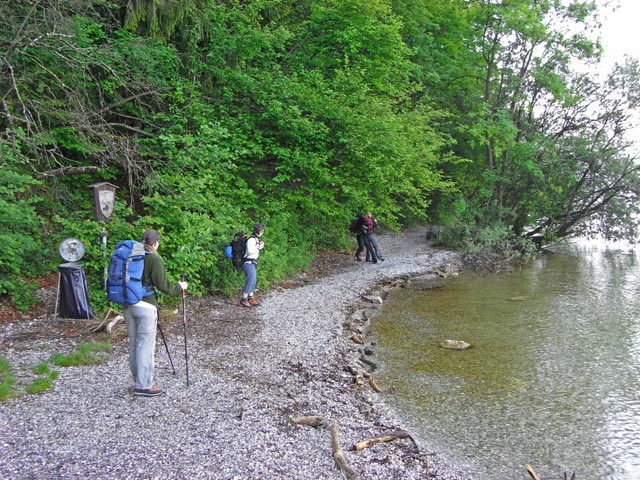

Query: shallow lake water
[{"left": 373, "top": 244, "right": 640, "bottom": 479}]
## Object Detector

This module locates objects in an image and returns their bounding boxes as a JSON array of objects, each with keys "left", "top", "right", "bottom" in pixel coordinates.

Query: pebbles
[{"left": 0, "top": 229, "right": 466, "bottom": 480}]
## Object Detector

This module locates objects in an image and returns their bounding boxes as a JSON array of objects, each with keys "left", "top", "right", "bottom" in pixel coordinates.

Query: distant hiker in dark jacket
[
  {"left": 350, "top": 213, "right": 365, "bottom": 261},
  {"left": 240, "top": 223, "right": 265, "bottom": 307},
  {"left": 362, "top": 212, "right": 384, "bottom": 263},
  {"left": 124, "top": 229, "right": 187, "bottom": 397}
]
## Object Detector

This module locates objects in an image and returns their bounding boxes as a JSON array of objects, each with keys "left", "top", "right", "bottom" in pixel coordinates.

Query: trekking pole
[
  {"left": 157, "top": 313, "right": 176, "bottom": 375},
  {"left": 180, "top": 275, "right": 189, "bottom": 386}
]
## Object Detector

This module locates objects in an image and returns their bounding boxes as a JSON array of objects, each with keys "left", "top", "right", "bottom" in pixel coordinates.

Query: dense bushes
[
  {"left": 0, "top": 162, "right": 50, "bottom": 310},
  {"left": 2, "top": 0, "right": 637, "bottom": 312}
]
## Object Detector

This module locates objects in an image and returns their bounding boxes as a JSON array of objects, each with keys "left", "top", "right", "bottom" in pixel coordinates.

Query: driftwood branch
[
  {"left": 525, "top": 464, "right": 575, "bottom": 480},
  {"left": 354, "top": 430, "right": 418, "bottom": 452},
  {"left": 362, "top": 371, "right": 383, "bottom": 393},
  {"left": 353, "top": 370, "right": 383, "bottom": 393},
  {"left": 330, "top": 423, "right": 360, "bottom": 480},
  {"left": 88, "top": 308, "right": 124, "bottom": 334},
  {"left": 525, "top": 464, "right": 541, "bottom": 480}
]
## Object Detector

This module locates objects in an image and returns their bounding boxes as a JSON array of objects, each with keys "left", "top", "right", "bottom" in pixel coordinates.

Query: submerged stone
[{"left": 440, "top": 339, "right": 471, "bottom": 350}]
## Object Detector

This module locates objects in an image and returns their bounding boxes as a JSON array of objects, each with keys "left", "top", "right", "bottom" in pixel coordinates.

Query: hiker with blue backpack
[
  {"left": 121, "top": 229, "right": 188, "bottom": 397},
  {"left": 240, "top": 223, "right": 265, "bottom": 307}
]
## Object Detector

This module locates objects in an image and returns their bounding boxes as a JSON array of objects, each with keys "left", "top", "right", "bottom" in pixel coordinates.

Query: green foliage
[
  {"left": 248, "top": 209, "right": 317, "bottom": 289},
  {"left": 26, "top": 362, "right": 59, "bottom": 394},
  {"left": 457, "top": 223, "right": 538, "bottom": 273},
  {"left": 25, "top": 377, "right": 55, "bottom": 395},
  {"left": 1, "top": 350, "right": 91, "bottom": 401},
  {"left": 0, "top": 356, "right": 18, "bottom": 401},
  {"left": 123, "top": 0, "right": 201, "bottom": 42},
  {"left": 135, "top": 118, "right": 256, "bottom": 292},
  {"left": 4, "top": 0, "right": 452, "bottom": 310},
  {"left": 50, "top": 340, "right": 112, "bottom": 367},
  {"left": 33, "top": 362, "right": 53, "bottom": 376},
  {"left": 124, "top": 0, "right": 450, "bottom": 297},
  {"left": 0, "top": 154, "right": 50, "bottom": 309},
  {"left": 1, "top": 0, "right": 638, "bottom": 311},
  {"left": 397, "top": 0, "right": 639, "bottom": 243}
]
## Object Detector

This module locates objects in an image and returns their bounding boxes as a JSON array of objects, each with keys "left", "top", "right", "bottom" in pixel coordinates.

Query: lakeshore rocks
[{"left": 362, "top": 295, "right": 383, "bottom": 304}]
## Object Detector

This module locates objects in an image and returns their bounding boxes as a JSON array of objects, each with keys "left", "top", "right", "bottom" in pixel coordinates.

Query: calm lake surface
[{"left": 373, "top": 244, "right": 640, "bottom": 480}]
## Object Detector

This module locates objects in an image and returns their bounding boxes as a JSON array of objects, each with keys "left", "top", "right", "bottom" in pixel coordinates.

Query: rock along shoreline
[{"left": 0, "top": 229, "right": 469, "bottom": 480}]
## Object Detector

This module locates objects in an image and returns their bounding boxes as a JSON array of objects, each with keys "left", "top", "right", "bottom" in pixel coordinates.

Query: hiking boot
[
  {"left": 355, "top": 255, "right": 362, "bottom": 261},
  {"left": 247, "top": 298, "right": 260, "bottom": 306},
  {"left": 134, "top": 385, "right": 164, "bottom": 397},
  {"left": 240, "top": 299, "right": 251, "bottom": 307}
]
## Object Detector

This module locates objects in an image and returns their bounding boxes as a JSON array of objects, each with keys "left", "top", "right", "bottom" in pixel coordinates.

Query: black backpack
[
  {"left": 349, "top": 214, "right": 363, "bottom": 233},
  {"left": 229, "top": 232, "right": 248, "bottom": 268}
]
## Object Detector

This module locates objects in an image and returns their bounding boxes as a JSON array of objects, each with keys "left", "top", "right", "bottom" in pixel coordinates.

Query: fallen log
[
  {"left": 354, "top": 429, "right": 418, "bottom": 452},
  {"left": 330, "top": 423, "right": 360, "bottom": 480},
  {"left": 291, "top": 416, "right": 326, "bottom": 428}
]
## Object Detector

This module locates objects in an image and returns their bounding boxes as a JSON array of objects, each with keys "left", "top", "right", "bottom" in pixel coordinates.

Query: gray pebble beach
[{"left": 1, "top": 229, "right": 468, "bottom": 480}]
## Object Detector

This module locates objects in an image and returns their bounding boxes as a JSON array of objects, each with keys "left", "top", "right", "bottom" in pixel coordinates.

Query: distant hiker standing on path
[
  {"left": 349, "top": 213, "right": 366, "bottom": 261},
  {"left": 362, "top": 212, "right": 384, "bottom": 263},
  {"left": 240, "top": 223, "right": 265, "bottom": 307},
  {"left": 124, "top": 229, "right": 188, "bottom": 397}
]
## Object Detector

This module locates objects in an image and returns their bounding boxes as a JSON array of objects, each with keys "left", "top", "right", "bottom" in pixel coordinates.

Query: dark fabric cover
[{"left": 58, "top": 263, "right": 93, "bottom": 319}]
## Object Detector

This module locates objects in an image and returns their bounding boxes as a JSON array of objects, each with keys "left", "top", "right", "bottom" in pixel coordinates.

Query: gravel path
[{"left": 0, "top": 229, "right": 468, "bottom": 480}]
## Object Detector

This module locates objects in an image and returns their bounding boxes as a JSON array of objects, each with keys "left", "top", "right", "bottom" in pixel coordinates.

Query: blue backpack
[{"left": 107, "top": 240, "right": 154, "bottom": 305}]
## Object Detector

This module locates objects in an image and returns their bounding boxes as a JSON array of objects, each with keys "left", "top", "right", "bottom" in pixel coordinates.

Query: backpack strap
[{"left": 141, "top": 250, "right": 157, "bottom": 296}]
